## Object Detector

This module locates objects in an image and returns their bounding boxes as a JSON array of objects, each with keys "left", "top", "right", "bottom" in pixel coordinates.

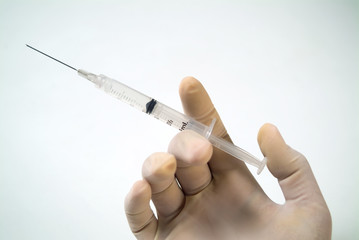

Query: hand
[{"left": 124, "top": 77, "right": 332, "bottom": 240}]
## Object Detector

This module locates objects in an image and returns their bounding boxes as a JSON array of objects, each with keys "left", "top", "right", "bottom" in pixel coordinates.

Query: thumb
[{"left": 257, "top": 123, "right": 323, "bottom": 202}]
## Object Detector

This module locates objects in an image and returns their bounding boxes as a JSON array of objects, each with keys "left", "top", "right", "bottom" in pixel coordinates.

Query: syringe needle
[{"left": 25, "top": 44, "right": 78, "bottom": 72}]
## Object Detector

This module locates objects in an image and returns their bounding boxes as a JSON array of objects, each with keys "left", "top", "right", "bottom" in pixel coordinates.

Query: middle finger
[{"left": 168, "top": 130, "right": 213, "bottom": 195}]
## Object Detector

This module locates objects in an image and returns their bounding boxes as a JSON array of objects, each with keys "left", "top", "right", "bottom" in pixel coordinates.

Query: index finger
[{"left": 179, "top": 77, "right": 251, "bottom": 177}]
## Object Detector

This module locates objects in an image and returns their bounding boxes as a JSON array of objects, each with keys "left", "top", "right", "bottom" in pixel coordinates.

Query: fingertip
[
  {"left": 168, "top": 130, "right": 213, "bottom": 166},
  {"left": 257, "top": 123, "right": 280, "bottom": 147},
  {"left": 178, "top": 76, "right": 214, "bottom": 119},
  {"left": 128, "top": 180, "right": 151, "bottom": 198},
  {"left": 125, "top": 180, "right": 158, "bottom": 238},
  {"left": 142, "top": 153, "right": 177, "bottom": 181},
  {"left": 142, "top": 153, "right": 177, "bottom": 195},
  {"left": 257, "top": 123, "right": 291, "bottom": 177},
  {"left": 125, "top": 180, "right": 151, "bottom": 213},
  {"left": 257, "top": 123, "right": 309, "bottom": 181},
  {"left": 179, "top": 76, "right": 202, "bottom": 98},
  {"left": 187, "top": 134, "right": 213, "bottom": 165},
  {"left": 257, "top": 123, "right": 287, "bottom": 157}
]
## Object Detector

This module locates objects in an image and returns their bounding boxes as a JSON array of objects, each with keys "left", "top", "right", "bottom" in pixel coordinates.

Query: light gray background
[{"left": 0, "top": 0, "right": 358, "bottom": 239}]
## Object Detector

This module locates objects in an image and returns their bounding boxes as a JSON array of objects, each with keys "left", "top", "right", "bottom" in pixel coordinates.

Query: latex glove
[{"left": 124, "top": 77, "right": 332, "bottom": 240}]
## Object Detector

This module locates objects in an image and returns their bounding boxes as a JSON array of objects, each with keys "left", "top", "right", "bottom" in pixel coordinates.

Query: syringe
[{"left": 26, "top": 44, "right": 267, "bottom": 174}]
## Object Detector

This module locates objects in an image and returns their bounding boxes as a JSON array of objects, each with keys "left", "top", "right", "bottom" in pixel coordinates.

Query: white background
[{"left": 0, "top": 0, "right": 358, "bottom": 239}]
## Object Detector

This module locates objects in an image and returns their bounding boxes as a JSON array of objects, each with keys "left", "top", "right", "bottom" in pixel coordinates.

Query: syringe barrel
[
  {"left": 79, "top": 70, "right": 152, "bottom": 113},
  {"left": 79, "top": 69, "right": 266, "bottom": 174},
  {"left": 150, "top": 101, "right": 213, "bottom": 136}
]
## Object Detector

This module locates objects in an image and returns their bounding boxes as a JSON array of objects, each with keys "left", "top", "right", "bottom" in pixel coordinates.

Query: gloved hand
[{"left": 124, "top": 77, "right": 332, "bottom": 240}]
